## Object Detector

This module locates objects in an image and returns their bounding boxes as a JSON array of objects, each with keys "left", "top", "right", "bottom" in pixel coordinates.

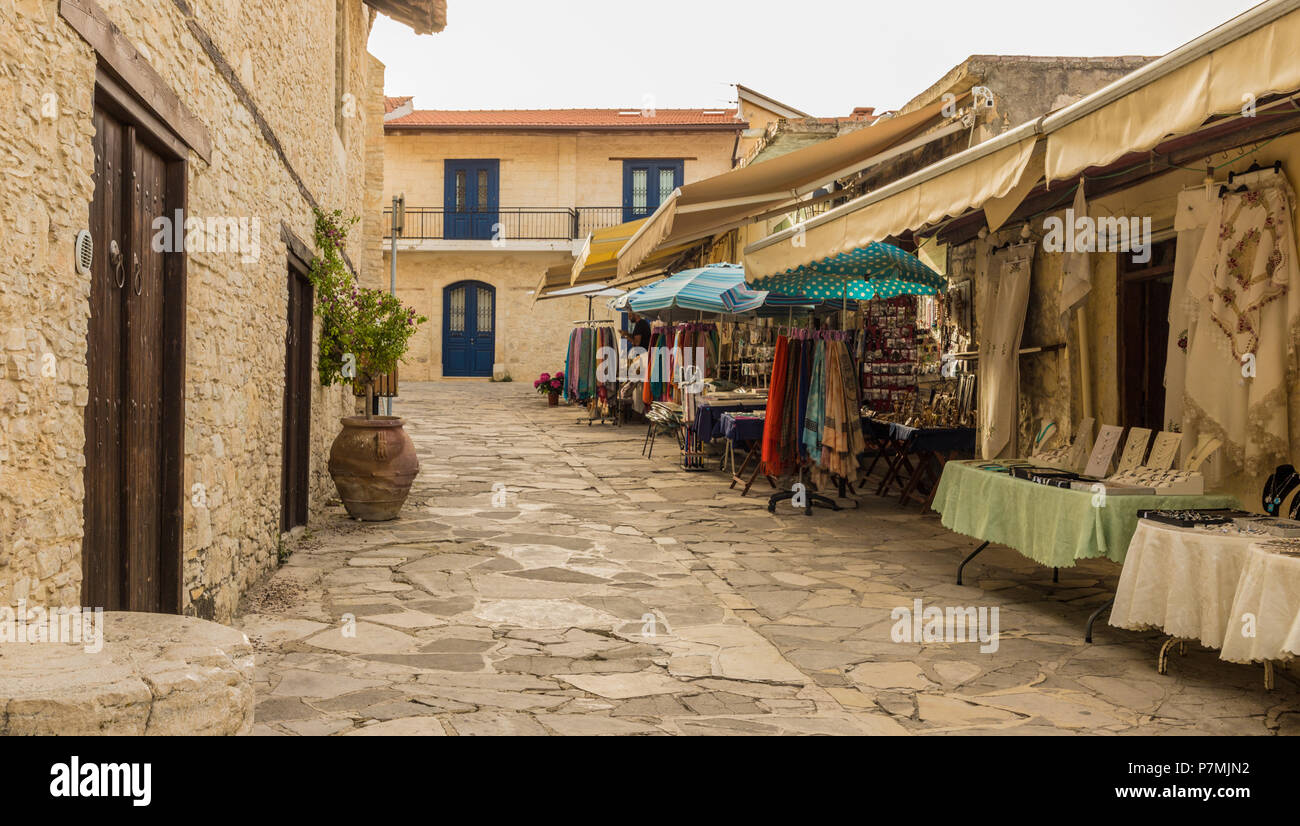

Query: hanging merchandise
[
  {"left": 1183, "top": 179, "right": 1300, "bottom": 479},
  {"left": 561, "top": 323, "right": 619, "bottom": 412},
  {"left": 978, "top": 243, "right": 1033, "bottom": 459},
  {"left": 761, "top": 328, "right": 863, "bottom": 510}
]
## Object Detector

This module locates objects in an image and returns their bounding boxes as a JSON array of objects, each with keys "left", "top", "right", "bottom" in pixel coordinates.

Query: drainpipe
[{"left": 389, "top": 194, "right": 404, "bottom": 416}]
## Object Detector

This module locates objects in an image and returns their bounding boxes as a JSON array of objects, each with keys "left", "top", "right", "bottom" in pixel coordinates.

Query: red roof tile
[
  {"left": 385, "top": 107, "right": 745, "bottom": 131},
  {"left": 385, "top": 96, "right": 414, "bottom": 114}
]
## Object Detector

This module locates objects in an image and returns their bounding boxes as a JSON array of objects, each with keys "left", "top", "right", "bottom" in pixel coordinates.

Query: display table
[
  {"left": 721, "top": 412, "right": 774, "bottom": 496},
  {"left": 1111, "top": 519, "right": 1300, "bottom": 686},
  {"left": 931, "top": 460, "right": 1238, "bottom": 639},
  {"left": 873, "top": 423, "right": 976, "bottom": 509},
  {"left": 694, "top": 397, "right": 767, "bottom": 442}
]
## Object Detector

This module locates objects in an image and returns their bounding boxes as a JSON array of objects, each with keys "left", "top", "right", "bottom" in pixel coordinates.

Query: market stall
[{"left": 1111, "top": 516, "right": 1300, "bottom": 689}]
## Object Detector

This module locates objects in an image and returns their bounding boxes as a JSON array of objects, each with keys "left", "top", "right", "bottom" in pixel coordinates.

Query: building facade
[
  {"left": 0, "top": 0, "right": 444, "bottom": 622},
  {"left": 379, "top": 105, "right": 745, "bottom": 383}
]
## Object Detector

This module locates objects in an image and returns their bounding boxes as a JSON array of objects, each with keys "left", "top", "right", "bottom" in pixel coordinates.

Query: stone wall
[{"left": 0, "top": 0, "right": 387, "bottom": 622}]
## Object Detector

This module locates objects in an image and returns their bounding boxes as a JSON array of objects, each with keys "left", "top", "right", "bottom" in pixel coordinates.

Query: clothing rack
[{"left": 569, "top": 318, "right": 622, "bottom": 426}]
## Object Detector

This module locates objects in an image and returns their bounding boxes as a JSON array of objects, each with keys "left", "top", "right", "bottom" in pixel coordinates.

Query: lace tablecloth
[{"left": 1110, "top": 520, "right": 1300, "bottom": 663}]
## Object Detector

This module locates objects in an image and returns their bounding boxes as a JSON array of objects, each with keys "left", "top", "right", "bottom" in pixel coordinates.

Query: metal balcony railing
[{"left": 383, "top": 206, "right": 626, "bottom": 241}]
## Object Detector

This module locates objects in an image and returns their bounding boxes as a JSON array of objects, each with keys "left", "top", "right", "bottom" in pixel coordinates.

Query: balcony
[{"left": 382, "top": 206, "right": 625, "bottom": 243}]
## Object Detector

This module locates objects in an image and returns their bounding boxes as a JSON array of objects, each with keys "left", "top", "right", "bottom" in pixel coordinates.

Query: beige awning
[
  {"left": 615, "top": 95, "right": 965, "bottom": 279},
  {"left": 744, "top": 132, "right": 1039, "bottom": 276},
  {"left": 1044, "top": 1, "right": 1300, "bottom": 181}
]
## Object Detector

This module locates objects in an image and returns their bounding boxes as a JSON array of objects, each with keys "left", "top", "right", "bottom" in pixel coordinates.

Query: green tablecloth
[{"left": 930, "top": 460, "right": 1239, "bottom": 568}]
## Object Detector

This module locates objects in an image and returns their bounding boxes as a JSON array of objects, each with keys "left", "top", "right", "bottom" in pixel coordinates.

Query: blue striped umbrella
[
  {"left": 750, "top": 242, "right": 945, "bottom": 302},
  {"left": 629, "top": 264, "right": 770, "bottom": 315}
]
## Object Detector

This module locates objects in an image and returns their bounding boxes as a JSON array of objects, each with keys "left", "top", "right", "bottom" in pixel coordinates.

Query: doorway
[
  {"left": 1118, "top": 239, "right": 1176, "bottom": 431},
  {"left": 443, "top": 160, "right": 499, "bottom": 240},
  {"left": 281, "top": 261, "right": 314, "bottom": 532},
  {"left": 82, "top": 96, "right": 186, "bottom": 613},
  {"left": 442, "top": 280, "right": 495, "bottom": 377}
]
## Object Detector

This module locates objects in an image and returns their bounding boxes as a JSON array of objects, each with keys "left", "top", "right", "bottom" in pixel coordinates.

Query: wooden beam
[{"left": 60, "top": 0, "right": 211, "bottom": 162}]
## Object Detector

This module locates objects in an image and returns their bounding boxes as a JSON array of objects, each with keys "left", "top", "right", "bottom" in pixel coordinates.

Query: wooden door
[
  {"left": 281, "top": 265, "right": 313, "bottom": 532},
  {"left": 442, "top": 280, "right": 494, "bottom": 377},
  {"left": 83, "top": 101, "right": 183, "bottom": 613},
  {"left": 443, "top": 160, "right": 499, "bottom": 240}
]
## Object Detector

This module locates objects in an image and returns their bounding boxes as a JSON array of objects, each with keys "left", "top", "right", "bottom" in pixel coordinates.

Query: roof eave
[{"left": 364, "top": 0, "right": 447, "bottom": 35}]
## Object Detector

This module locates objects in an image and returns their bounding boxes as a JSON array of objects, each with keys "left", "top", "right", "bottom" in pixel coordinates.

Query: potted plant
[
  {"left": 308, "top": 208, "right": 428, "bottom": 521},
  {"left": 534, "top": 371, "right": 563, "bottom": 406}
]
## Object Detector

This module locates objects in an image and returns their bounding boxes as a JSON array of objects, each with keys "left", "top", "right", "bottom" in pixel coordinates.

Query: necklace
[{"left": 1264, "top": 465, "right": 1299, "bottom": 514}]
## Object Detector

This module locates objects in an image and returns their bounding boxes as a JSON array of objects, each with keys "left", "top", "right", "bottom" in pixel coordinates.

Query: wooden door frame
[
  {"left": 281, "top": 244, "right": 314, "bottom": 532},
  {"left": 1115, "top": 239, "right": 1175, "bottom": 432},
  {"left": 86, "top": 68, "right": 188, "bottom": 614}
]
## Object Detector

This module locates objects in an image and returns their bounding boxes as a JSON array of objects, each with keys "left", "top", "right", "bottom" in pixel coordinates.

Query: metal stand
[
  {"left": 955, "top": 541, "right": 989, "bottom": 585},
  {"left": 1085, "top": 596, "right": 1114, "bottom": 643},
  {"left": 768, "top": 464, "right": 841, "bottom": 516}
]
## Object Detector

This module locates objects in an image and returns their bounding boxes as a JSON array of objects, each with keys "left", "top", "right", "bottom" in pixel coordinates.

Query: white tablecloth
[{"left": 1111, "top": 520, "right": 1300, "bottom": 663}]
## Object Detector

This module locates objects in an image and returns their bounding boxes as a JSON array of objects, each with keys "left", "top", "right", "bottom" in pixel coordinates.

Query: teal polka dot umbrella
[{"left": 749, "top": 242, "right": 946, "bottom": 303}]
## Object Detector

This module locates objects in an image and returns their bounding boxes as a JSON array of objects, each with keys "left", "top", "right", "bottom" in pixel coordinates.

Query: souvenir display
[
  {"left": 1261, "top": 463, "right": 1299, "bottom": 515},
  {"left": 1137, "top": 508, "right": 1250, "bottom": 527},
  {"left": 860, "top": 297, "right": 918, "bottom": 414},
  {"left": 1144, "top": 431, "right": 1183, "bottom": 470},
  {"left": 1107, "top": 467, "right": 1205, "bottom": 495},
  {"left": 1116, "top": 427, "right": 1152, "bottom": 473},
  {"left": 1069, "top": 479, "right": 1155, "bottom": 495},
  {"left": 1084, "top": 424, "right": 1124, "bottom": 479},
  {"left": 1233, "top": 516, "right": 1300, "bottom": 537}
]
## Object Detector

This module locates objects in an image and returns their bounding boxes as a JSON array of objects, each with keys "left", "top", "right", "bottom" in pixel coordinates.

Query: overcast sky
[{"left": 369, "top": 0, "right": 1261, "bottom": 116}]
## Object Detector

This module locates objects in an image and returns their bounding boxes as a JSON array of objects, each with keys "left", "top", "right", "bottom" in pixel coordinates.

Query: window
[
  {"left": 449, "top": 286, "right": 466, "bottom": 333},
  {"left": 477, "top": 287, "right": 493, "bottom": 333},
  {"left": 623, "top": 159, "right": 683, "bottom": 222}
]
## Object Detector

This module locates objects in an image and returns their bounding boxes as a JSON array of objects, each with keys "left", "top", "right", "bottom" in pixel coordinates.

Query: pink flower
[{"left": 539, "top": 373, "right": 551, "bottom": 382}]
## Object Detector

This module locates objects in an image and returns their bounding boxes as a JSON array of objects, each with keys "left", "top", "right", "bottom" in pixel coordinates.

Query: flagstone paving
[{"left": 238, "top": 381, "right": 1299, "bottom": 735}]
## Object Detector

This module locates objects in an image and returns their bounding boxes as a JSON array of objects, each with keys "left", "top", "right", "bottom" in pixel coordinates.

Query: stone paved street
[{"left": 239, "top": 382, "right": 1299, "bottom": 735}]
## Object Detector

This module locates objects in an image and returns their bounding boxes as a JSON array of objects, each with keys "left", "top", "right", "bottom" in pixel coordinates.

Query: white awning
[
  {"left": 1044, "top": 0, "right": 1300, "bottom": 181},
  {"left": 616, "top": 95, "right": 964, "bottom": 279}
]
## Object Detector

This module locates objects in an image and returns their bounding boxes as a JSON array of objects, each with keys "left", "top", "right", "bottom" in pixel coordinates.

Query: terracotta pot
[
  {"left": 328, "top": 416, "right": 419, "bottom": 521},
  {"left": 547, "top": 391, "right": 560, "bottom": 407}
]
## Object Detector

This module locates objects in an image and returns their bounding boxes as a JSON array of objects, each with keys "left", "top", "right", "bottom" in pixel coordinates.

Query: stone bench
[{"left": 0, "top": 611, "right": 254, "bottom": 735}]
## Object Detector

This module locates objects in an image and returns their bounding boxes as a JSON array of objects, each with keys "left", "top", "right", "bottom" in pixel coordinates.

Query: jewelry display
[
  {"left": 1108, "top": 467, "right": 1205, "bottom": 495},
  {"left": 1116, "top": 427, "right": 1152, "bottom": 473},
  {"left": 1144, "top": 431, "right": 1183, "bottom": 470},
  {"left": 1084, "top": 424, "right": 1124, "bottom": 478},
  {"left": 1261, "top": 463, "right": 1299, "bottom": 515}
]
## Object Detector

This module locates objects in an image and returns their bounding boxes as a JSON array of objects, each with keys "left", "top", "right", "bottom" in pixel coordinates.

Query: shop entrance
[{"left": 1117, "top": 239, "right": 1176, "bottom": 431}]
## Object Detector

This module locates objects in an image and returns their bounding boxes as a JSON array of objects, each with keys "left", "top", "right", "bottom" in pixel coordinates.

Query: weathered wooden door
[
  {"left": 280, "top": 264, "right": 313, "bottom": 532},
  {"left": 83, "top": 102, "right": 183, "bottom": 613}
]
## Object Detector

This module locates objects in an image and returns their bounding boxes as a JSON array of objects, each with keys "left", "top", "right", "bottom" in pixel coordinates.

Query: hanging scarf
[
  {"left": 802, "top": 340, "right": 825, "bottom": 459},
  {"left": 761, "top": 335, "right": 790, "bottom": 476}
]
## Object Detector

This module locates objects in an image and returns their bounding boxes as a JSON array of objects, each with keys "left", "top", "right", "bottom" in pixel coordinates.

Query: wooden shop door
[{"left": 82, "top": 101, "right": 185, "bottom": 613}]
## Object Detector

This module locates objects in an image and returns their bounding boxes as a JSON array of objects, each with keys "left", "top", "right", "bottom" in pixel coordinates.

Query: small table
[
  {"left": 1111, "top": 520, "right": 1300, "bottom": 688},
  {"left": 693, "top": 397, "right": 768, "bottom": 443},
  {"left": 721, "top": 412, "right": 775, "bottom": 496},
  {"left": 873, "top": 424, "right": 975, "bottom": 509},
  {"left": 931, "top": 460, "right": 1238, "bottom": 640}
]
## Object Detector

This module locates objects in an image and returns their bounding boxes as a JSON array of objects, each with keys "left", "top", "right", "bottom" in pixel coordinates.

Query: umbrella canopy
[
  {"left": 627, "top": 263, "right": 770, "bottom": 315},
  {"left": 749, "top": 242, "right": 945, "bottom": 301}
]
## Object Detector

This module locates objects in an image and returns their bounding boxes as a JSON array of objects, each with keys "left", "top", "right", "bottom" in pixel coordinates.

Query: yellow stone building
[{"left": 378, "top": 104, "right": 745, "bottom": 383}]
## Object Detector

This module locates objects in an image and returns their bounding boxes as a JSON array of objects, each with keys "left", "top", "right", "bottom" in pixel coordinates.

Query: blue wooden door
[
  {"left": 444, "top": 160, "right": 499, "bottom": 240},
  {"left": 622, "top": 159, "right": 684, "bottom": 222},
  {"left": 443, "top": 281, "right": 495, "bottom": 377}
]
